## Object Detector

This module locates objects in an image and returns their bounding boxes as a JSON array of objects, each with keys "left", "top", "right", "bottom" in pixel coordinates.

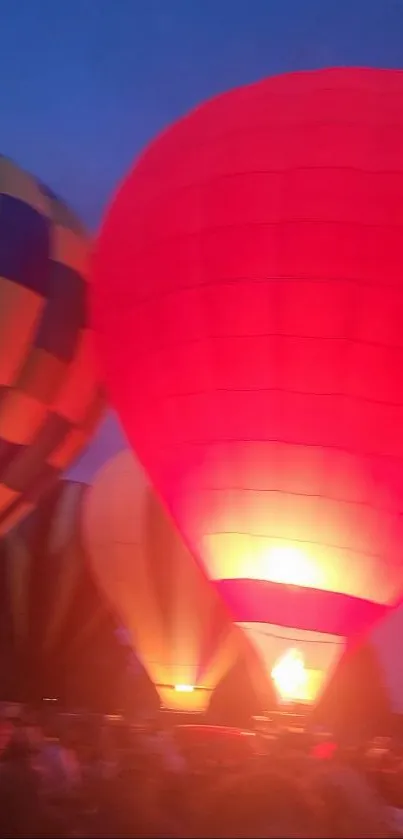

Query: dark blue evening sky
[
  {"left": 2, "top": 0, "right": 403, "bottom": 483},
  {"left": 2, "top": 0, "right": 402, "bottom": 234}
]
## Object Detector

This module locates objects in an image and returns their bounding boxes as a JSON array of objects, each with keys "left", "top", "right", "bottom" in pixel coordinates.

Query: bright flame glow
[
  {"left": 263, "top": 545, "right": 322, "bottom": 588},
  {"left": 205, "top": 536, "right": 328, "bottom": 590},
  {"left": 174, "top": 684, "right": 195, "bottom": 693},
  {"left": 240, "top": 622, "right": 340, "bottom": 705},
  {"left": 271, "top": 648, "right": 308, "bottom": 702}
]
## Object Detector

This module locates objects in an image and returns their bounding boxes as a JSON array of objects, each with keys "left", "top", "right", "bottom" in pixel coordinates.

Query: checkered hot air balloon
[{"left": 0, "top": 155, "right": 103, "bottom": 534}]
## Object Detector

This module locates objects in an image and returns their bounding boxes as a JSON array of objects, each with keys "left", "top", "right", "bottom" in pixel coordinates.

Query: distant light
[
  {"left": 174, "top": 684, "right": 195, "bottom": 693},
  {"left": 43, "top": 697, "right": 58, "bottom": 702}
]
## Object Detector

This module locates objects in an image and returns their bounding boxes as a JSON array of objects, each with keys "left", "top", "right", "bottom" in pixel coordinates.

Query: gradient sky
[{"left": 3, "top": 0, "right": 403, "bottom": 707}]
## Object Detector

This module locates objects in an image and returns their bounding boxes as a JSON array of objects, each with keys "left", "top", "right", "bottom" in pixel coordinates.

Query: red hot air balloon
[{"left": 92, "top": 68, "right": 403, "bottom": 704}]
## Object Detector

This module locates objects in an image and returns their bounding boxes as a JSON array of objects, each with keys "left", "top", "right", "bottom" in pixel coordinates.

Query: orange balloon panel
[
  {"left": 91, "top": 69, "right": 403, "bottom": 697},
  {"left": 83, "top": 451, "right": 238, "bottom": 712}
]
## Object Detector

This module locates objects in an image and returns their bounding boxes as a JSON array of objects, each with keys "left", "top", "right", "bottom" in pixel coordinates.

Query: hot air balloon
[
  {"left": 83, "top": 451, "right": 240, "bottom": 714},
  {"left": 91, "top": 68, "right": 403, "bottom": 706},
  {"left": 0, "top": 155, "right": 103, "bottom": 535},
  {"left": 0, "top": 480, "right": 108, "bottom": 703}
]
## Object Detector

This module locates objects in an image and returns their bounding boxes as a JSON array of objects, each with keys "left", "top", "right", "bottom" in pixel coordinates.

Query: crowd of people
[{"left": 0, "top": 704, "right": 403, "bottom": 838}]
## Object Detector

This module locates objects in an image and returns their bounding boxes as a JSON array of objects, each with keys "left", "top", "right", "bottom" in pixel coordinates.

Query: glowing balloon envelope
[
  {"left": 83, "top": 451, "right": 239, "bottom": 713},
  {"left": 0, "top": 155, "right": 103, "bottom": 534},
  {"left": 2, "top": 479, "right": 105, "bottom": 696},
  {"left": 91, "top": 68, "right": 403, "bottom": 703}
]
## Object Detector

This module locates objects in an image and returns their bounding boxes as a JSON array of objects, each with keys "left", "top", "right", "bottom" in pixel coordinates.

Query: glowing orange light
[
  {"left": 262, "top": 545, "right": 322, "bottom": 588},
  {"left": 174, "top": 684, "right": 195, "bottom": 693},
  {"left": 271, "top": 648, "right": 308, "bottom": 702},
  {"left": 204, "top": 536, "right": 330, "bottom": 592}
]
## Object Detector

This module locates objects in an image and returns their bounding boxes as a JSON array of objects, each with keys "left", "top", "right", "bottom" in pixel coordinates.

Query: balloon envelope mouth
[
  {"left": 156, "top": 683, "right": 211, "bottom": 694},
  {"left": 157, "top": 683, "right": 214, "bottom": 713},
  {"left": 271, "top": 647, "right": 324, "bottom": 704}
]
